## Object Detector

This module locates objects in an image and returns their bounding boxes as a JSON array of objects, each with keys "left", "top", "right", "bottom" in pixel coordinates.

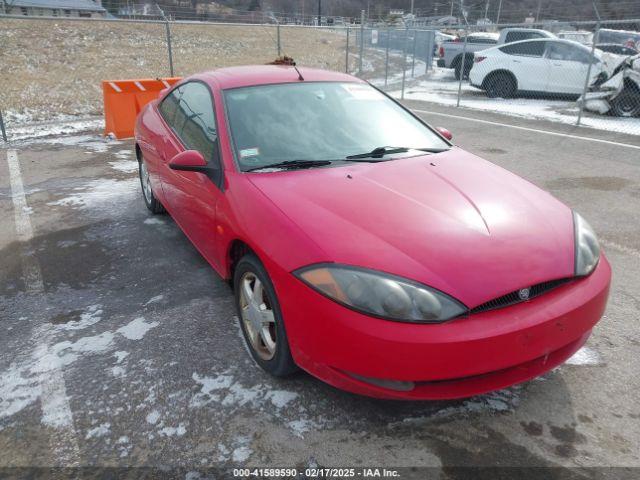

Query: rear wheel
[
  {"left": 484, "top": 72, "right": 517, "bottom": 99},
  {"left": 138, "top": 156, "right": 165, "bottom": 214},
  {"left": 610, "top": 87, "right": 640, "bottom": 117},
  {"left": 234, "top": 254, "right": 297, "bottom": 377}
]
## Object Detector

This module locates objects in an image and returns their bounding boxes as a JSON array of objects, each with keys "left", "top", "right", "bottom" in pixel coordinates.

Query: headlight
[
  {"left": 294, "top": 264, "right": 467, "bottom": 323},
  {"left": 574, "top": 212, "right": 600, "bottom": 276}
]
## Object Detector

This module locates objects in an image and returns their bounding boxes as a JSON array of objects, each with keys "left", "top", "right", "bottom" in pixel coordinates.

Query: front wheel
[
  {"left": 138, "top": 157, "right": 165, "bottom": 214},
  {"left": 610, "top": 87, "right": 640, "bottom": 117},
  {"left": 234, "top": 254, "right": 298, "bottom": 377}
]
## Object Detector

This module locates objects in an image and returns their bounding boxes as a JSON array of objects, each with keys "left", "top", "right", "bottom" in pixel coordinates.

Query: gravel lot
[
  {"left": 1, "top": 102, "right": 639, "bottom": 477},
  {"left": 0, "top": 18, "right": 349, "bottom": 123}
]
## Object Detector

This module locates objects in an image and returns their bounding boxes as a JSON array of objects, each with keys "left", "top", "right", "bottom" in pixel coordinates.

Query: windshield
[{"left": 223, "top": 82, "right": 450, "bottom": 172}]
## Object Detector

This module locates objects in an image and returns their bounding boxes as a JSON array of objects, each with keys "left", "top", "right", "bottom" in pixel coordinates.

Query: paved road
[{"left": 1, "top": 103, "right": 639, "bottom": 476}]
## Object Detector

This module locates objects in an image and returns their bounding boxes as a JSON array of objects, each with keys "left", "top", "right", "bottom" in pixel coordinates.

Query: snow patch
[
  {"left": 144, "top": 294, "right": 164, "bottom": 305},
  {"left": 159, "top": 423, "right": 187, "bottom": 437},
  {"left": 265, "top": 390, "right": 299, "bottom": 409},
  {"left": 287, "top": 419, "right": 315, "bottom": 438},
  {"left": 146, "top": 410, "right": 161, "bottom": 425},
  {"left": 47, "top": 178, "right": 138, "bottom": 210},
  {"left": 114, "top": 351, "right": 129, "bottom": 363},
  {"left": 393, "top": 386, "right": 521, "bottom": 427},
  {"left": 109, "top": 159, "right": 138, "bottom": 173},
  {"left": 231, "top": 436, "right": 253, "bottom": 462},
  {"left": 116, "top": 317, "right": 159, "bottom": 341},
  {"left": 8, "top": 118, "right": 104, "bottom": 142},
  {"left": 566, "top": 346, "right": 602, "bottom": 366},
  {"left": 1, "top": 316, "right": 161, "bottom": 421},
  {"left": 190, "top": 371, "right": 300, "bottom": 414},
  {"left": 56, "top": 304, "right": 103, "bottom": 331},
  {"left": 86, "top": 422, "right": 111, "bottom": 439},
  {"left": 143, "top": 218, "right": 166, "bottom": 226},
  {"left": 392, "top": 68, "right": 640, "bottom": 136}
]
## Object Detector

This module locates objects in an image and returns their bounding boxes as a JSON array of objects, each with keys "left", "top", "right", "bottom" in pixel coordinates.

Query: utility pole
[
  {"left": 484, "top": 0, "right": 490, "bottom": 22},
  {"left": 317, "top": 0, "right": 321, "bottom": 26},
  {"left": 535, "top": 0, "right": 542, "bottom": 23},
  {"left": 410, "top": 0, "right": 414, "bottom": 15},
  {"left": 496, "top": 0, "right": 502, "bottom": 24},
  {"left": 450, "top": 0, "right": 454, "bottom": 17}
]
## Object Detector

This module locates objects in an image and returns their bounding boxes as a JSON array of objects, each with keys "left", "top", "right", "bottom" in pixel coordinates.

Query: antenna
[{"left": 293, "top": 64, "right": 305, "bottom": 81}]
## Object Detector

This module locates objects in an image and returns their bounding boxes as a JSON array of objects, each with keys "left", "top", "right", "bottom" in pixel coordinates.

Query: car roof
[
  {"left": 479, "top": 37, "right": 589, "bottom": 55},
  {"left": 498, "top": 38, "right": 588, "bottom": 48},
  {"left": 198, "top": 65, "right": 363, "bottom": 90}
]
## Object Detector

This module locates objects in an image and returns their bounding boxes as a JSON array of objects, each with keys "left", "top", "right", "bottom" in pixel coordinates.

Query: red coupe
[{"left": 134, "top": 65, "right": 610, "bottom": 400}]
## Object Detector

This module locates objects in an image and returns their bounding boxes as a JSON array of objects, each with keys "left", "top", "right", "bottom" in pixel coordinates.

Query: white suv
[{"left": 469, "top": 38, "right": 604, "bottom": 98}]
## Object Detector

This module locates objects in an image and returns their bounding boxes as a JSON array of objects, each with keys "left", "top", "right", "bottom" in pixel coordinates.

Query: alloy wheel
[
  {"left": 140, "top": 161, "right": 152, "bottom": 204},
  {"left": 239, "top": 272, "right": 277, "bottom": 361}
]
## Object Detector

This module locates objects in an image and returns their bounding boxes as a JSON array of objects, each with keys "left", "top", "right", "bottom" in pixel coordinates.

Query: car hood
[{"left": 248, "top": 149, "right": 575, "bottom": 308}]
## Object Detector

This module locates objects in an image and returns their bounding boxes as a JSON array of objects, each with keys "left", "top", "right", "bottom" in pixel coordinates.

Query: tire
[
  {"left": 138, "top": 156, "right": 165, "bottom": 214},
  {"left": 610, "top": 87, "right": 640, "bottom": 117},
  {"left": 234, "top": 253, "right": 297, "bottom": 377},
  {"left": 484, "top": 72, "right": 517, "bottom": 99}
]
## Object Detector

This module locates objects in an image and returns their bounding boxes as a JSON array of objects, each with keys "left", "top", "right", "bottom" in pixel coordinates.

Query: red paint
[
  {"left": 435, "top": 126, "right": 453, "bottom": 140},
  {"left": 135, "top": 66, "right": 611, "bottom": 400}
]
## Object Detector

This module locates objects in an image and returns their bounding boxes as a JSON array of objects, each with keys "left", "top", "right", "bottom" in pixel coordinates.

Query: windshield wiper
[
  {"left": 245, "top": 159, "right": 333, "bottom": 172},
  {"left": 346, "top": 146, "right": 449, "bottom": 160},
  {"left": 346, "top": 146, "right": 410, "bottom": 160}
]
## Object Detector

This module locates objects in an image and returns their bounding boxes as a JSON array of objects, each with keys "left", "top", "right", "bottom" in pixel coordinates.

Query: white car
[{"left": 469, "top": 39, "right": 605, "bottom": 98}]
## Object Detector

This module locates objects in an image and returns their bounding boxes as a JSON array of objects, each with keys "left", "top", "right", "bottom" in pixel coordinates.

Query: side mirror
[
  {"left": 169, "top": 150, "right": 211, "bottom": 173},
  {"left": 435, "top": 127, "right": 453, "bottom": 141}
]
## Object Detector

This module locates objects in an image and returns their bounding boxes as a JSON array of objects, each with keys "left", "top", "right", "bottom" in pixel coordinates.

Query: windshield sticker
[
  {"left": 342, "top": 84, "right": 382, "bottom": 100},
  {"left": 240, "top": 147, "right": 260, "bottom": 158}
]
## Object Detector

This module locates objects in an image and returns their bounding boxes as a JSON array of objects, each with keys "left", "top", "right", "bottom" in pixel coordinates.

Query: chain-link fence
[
  {"left": 366, "top": 19, "right": 640, "bottom": 136},
  {"left": 0, "top": 12, "right": 639, "bottom": 139}
]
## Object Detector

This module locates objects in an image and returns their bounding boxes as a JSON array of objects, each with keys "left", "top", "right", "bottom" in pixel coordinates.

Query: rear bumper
[{"left": 273, "top": 256, "right": 611, "bottom": 400}]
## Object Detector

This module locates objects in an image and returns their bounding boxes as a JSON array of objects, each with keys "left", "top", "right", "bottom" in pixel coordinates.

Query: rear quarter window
[
  {"left": 500, "top": 41, "right": 546, "bottom": 57},
  {"left": 467, "top": 36, "right": 498, "bottom": 44},
  {"left": 505, "top": 31, "right": 543, "bottom": 43}
]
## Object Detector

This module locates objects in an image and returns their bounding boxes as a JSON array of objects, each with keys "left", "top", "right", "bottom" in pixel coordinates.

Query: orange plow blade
[{"left": 102, "top": 77, "right": 181, "bottom": 139}]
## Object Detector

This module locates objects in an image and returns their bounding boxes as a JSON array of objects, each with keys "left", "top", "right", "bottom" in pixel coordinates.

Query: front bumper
[
  {"left": 437, "top": 59, "right": 446, "bottom": 68},
  {"left": 273, "top": 255, "right": 611, "bottom": 400}
]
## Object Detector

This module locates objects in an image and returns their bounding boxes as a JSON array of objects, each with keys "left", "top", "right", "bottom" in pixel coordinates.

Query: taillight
[
  {"left": 439, "top": 46, "right": 445, "bottom": 58},
  {"left": 474, "top": 56, "right": 486, "bottom": 63}
]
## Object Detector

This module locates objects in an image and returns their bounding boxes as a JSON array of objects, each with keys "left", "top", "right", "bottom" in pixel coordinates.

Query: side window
[
  {"left": 546, "top": 42, "right": 592, "bottom": 64},
  {"left": 172, "top": 82, "right": 219, "bottom": 165},
  {"left": 159, "top": 83, "right": 219, "bottom": 164},
  {"left": 500, "top": 41, "right": 546, "bottom": 57},
  {"left": 158, "top": 87, "right": 182, "bottom": 126},
  {"left": 467, "top": 36, "right": 497, "bottom": 45},
  {"left": 505, "top": 31, "right": 537, "bottom": 43}
]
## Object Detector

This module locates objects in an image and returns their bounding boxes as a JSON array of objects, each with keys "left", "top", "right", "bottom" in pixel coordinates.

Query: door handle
[{"left": 513, "top": 59, "right": 521, "bottom": 63}]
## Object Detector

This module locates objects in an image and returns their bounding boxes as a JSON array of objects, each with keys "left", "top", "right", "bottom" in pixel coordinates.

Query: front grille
[{"left": 470, "top": 278, "right": 573, "bottom": 315}]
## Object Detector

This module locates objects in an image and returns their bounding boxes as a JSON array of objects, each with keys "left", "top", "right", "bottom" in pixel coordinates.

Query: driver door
[{"left": 156, "top": 81, "right": 224, "bottom": 270}]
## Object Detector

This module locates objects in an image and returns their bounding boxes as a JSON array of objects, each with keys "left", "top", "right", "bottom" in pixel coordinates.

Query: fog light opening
[{"left": 346, "top": 372, "right": 415, "bottom": 392}]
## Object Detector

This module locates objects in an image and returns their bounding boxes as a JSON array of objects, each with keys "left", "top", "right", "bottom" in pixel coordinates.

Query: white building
[{"left": 1, "top": 0, "right": 107, "bottom": 17}]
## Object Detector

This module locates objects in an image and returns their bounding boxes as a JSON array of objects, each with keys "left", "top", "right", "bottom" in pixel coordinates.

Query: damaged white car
[{"left": 582, "top": 53, "right": 640, "bottom": 117}]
